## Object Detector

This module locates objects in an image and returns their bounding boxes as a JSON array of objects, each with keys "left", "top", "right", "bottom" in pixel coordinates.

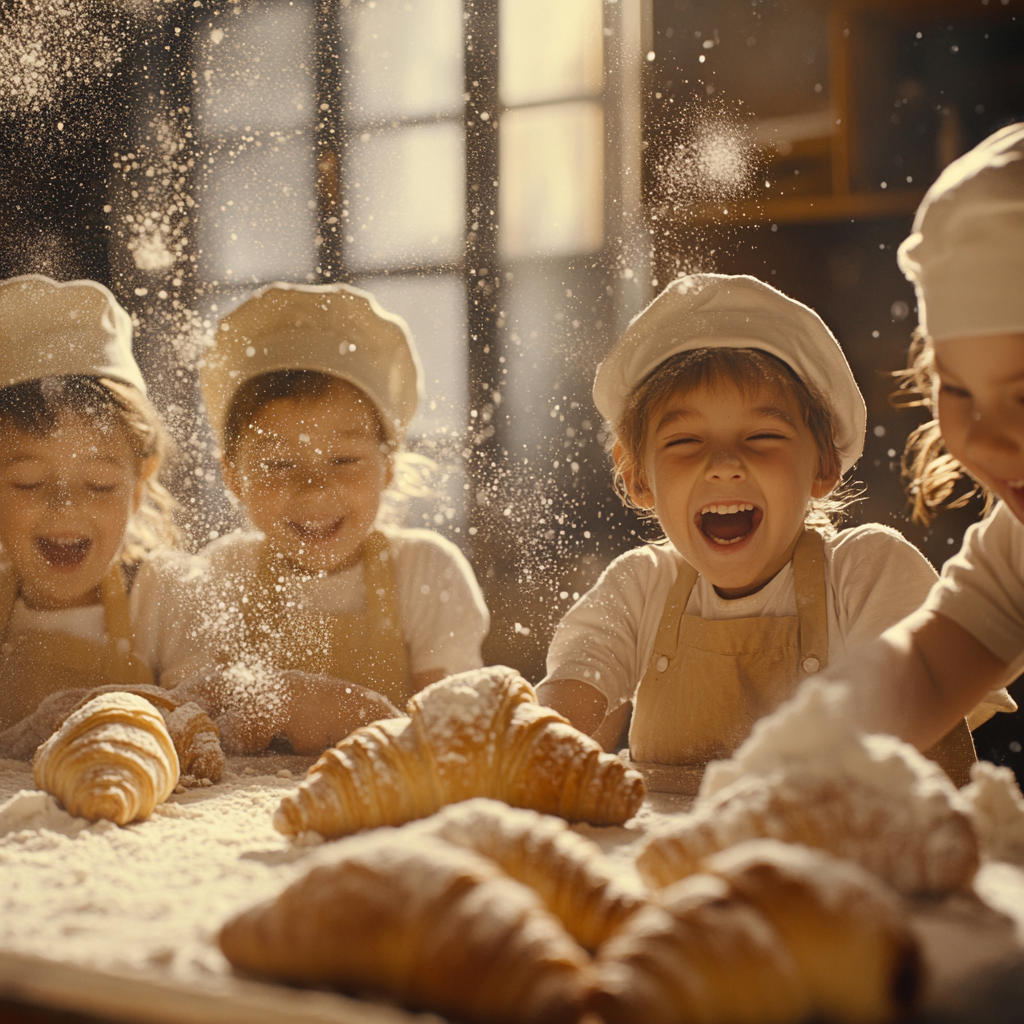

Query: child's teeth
[{"left": 701, "top": 503, "right": 754, "bottom": 515}]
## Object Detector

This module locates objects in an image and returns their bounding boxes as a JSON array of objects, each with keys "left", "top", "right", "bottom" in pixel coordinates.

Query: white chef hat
[
  {"left": 897, "top": 122, "right": 1024, "bottom": 342},
  {"left": 0, "top": 274, "right": 145, "bottom": 394},
  {"left": 200, "top": 281, "right": 423, "bottom": 446},
  {"left": 593, "top": 273, "right": 866, "bottom": 475}
]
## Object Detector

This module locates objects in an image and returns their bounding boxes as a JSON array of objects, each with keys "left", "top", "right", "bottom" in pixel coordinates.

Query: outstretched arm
[
  {"left": 825, "top": 609, "right": 1009, "bottom": 750},
  {"left": 536, "top": 678, "right": 608, "bottom": 736}
]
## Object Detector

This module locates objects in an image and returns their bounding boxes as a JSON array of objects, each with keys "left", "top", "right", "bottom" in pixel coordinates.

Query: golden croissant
[
  {"left": 219, "top": 832, "right": 592, "bottom": 1024},
  {"left": 274, "top": 666, "right": 645, "bottom": 838},
  {"left": 413, "top": 797, "right": 646, "bottom": 951},
  {"left": 0, "top": 682, "right": 224, "bottom": 783},
  {"left": 595, "top": 839, "right": 922, "bottom": 1024},
  {"left": 637, "top": 768, "right": 978, "bottom": 896},
  {"left": 33, "top": 692, "right": 179, "bottom": 825}
]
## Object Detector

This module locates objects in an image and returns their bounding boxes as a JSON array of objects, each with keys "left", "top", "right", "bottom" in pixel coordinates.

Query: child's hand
[
  {"left": 172, "top": 664, "right": 292, "bottom": 755},
  {"left": 278, "top": 671, "right": 401, "bottom": 755}
]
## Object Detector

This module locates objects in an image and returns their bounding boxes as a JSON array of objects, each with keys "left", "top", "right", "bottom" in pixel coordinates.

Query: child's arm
[
  {"left": 534, "top": 678, "right": 608, "bottom": 735},
  {"left": 826, "top": 608, "right": 1009, "bottom": 750}
]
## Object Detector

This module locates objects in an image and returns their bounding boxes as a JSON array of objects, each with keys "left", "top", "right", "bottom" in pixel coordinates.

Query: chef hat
[
  {"left": 897, "top": 122, "right": 1024, "bottom": 342},
  {"left": 0, "top": 274, "right": 145, "bottom": 394},
  {"left": 200, "top": 281, "right": 423, "bottom": 446},
  {"left": 593, "top": 273, "right": 866, "bottom": 475}
]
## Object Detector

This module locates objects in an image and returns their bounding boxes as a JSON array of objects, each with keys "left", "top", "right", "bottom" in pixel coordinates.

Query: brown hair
[
  {"left": 610, "top": 348, "right": 849, "bottom": 526},
  {"left": 221, "top": 370, "right": 390, "bottom": 462},
  {"left": 891, "top": 329, "right": 992, "bottom": 526},
  {"left": 0, "top": 375, "right": 179, "bottom": 565}
]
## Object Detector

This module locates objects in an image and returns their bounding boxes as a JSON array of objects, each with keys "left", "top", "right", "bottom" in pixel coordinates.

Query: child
[
  {"left": 0, "top": 274, "right": 177, "bottom": 732},
  {"left": 136, "top": 281, "right": 489, "bottom": 754},
  {"left": 821, "top": 123, "right": 1024, "bottom": 750},
  {"left": 537, "top": 273, "right": 992, "bottom": 785}
]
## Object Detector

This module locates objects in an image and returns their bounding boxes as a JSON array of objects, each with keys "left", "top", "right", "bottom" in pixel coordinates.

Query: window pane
[
  {"left": 194, "top": 1, "right": 315, "bottom": 134},
  {"left": 499, "top": 0, "right": 603, "bottom": 106},
  {"left": 356, "top": 274, "right": 468, "bottom": 439},
  {"left": 344, "top": 0, "right": 464, "bottom": 121},
  {"left": 198, "top": 136, "right": 317, "bottom": 282},
  {"left": 499, "top": 101, "right": 604, "bottom": 259},
  {"left": 344, "top": 123, "right": 465, "bottom": 271}
]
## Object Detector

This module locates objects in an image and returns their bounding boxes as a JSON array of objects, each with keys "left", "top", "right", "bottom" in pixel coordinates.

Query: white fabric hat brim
[
  {"left": 593, "top": 274, "right": 866, "bottom": 476},
  {"left": 897, "top": 122, "right": 1024, "bottom": 342},
  {"left": 200, "top": 281, "right": 423, "bottom": 447},
  {"left": 0, "top": 275, "right": 144, "bottom": 394}
]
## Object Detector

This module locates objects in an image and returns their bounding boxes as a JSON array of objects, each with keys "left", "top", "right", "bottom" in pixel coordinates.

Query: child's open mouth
[
  {"left": 288, "top": 518, "right": 344, "bottom": 542},
  {"left": 696, "top": 503, "right": 763, "bottom": 546},
  {"left": 35, "top": 537, "right": 91, "bottom": 567}
]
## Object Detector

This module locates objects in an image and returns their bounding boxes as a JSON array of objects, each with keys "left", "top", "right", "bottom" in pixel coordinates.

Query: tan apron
[
  {"left": 0, "top": 565, "right": 154, "bottom": 731},
  {"left": 628, "top": 529, "right": 976, "bottom": 789},
  {"left": 239, "top": 530, "right": 412, "bottom": 708}
]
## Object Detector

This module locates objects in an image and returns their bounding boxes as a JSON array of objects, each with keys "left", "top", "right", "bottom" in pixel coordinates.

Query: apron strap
[
  {"left": 99, "top": 564, "right": 133, "bottom": 644},
  {"left": 792, "top": 528, "right": 828, "bottom": 676},
  {"left": 650, "top": 554, "right": 698, "bottom": 663}
]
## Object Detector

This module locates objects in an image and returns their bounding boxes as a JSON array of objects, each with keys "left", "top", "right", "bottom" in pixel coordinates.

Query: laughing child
[
  {"left": 823, "top": 124, "right": 1024, "bottom": 750},
  {"left": 537, "top": 273, "right": 999, "bottom": 786},
  {"left": 0, "top": 275, "right": 178, "bottom": 732},
  {"left": 138, "top": 282, "right": 489, "bottom": 754}
]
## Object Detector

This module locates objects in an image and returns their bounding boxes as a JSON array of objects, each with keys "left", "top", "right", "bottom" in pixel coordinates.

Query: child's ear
[
  {"left": 614, "top": 441, "right": 655, "bottom": 510},
  {"left": 810, "top": 466, "right": 842, "bottom": 500},
  {"left": 131, "top": 455, "right": 159, "bottom": 513}
]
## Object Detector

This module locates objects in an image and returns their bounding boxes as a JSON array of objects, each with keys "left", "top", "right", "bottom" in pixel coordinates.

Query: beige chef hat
[
  {"left": 201, "top": 281, "right": 423, "bottom": 445},
  {"left": 0, "top": 274, "right": 145, "bottom": 394},
  {"left": 593, "top": 273, "right": 866, "bottom": 475},
  {"left": 898, "top": 122, "right": 1024, "bottom": 341}
]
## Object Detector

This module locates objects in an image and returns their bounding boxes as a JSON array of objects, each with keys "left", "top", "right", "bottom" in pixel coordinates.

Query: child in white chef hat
[
  {"left": 538, "top": 273, "right": 990, "bottom": 788},
  {"left": 822, "top": 123, "right": 1024, "bottom": 751},
  {"left": 0, "top": 275, "right": 179, "bottom": 735},
  {"left": 144, "top": 282, "right": 488, "bottom": 754}
]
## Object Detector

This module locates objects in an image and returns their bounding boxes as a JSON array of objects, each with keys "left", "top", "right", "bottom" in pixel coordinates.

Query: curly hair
[
  {"left": 609, "top": 347, "right": 855, "bottom": 528},
  {"left": 0, "top": 375, "right": 179, "bottom": 566},
  {"left": 891, "top": 329, "right": 992, "bottom": 526}
]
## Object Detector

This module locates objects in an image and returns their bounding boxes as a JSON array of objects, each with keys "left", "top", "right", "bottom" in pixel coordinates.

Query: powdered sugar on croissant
[
  {"left": 412, "top": 798, "right": 646, "bottom": 950},
  {"left": 274, "top": 666, "right": 645, "bottom": 838},
  {"left": 32, "top": 692, "right": 179, "bottom": 825},
  {"left": 596, "top": 839, "right": 922, "bottom": 1024},
  {"left": 638, "top": 682, "right": 978, "bottom": 895},
  {"left": 219, "top": 832, "right": 591, "bottom": 1024}
]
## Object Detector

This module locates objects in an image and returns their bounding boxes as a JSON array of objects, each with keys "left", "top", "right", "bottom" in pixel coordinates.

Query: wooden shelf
[{"left": 676, "top": 188, "right": 926, "bottom": 227}]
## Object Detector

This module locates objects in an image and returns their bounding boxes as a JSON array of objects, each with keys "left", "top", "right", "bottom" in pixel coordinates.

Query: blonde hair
[
  {"left": 610, "top": 348, "right": 852, "bottom": 528},
  {"left": 222, "top": 369, "right": 433, "bottom": 528},
  {"left": 0, "top": 375, "right": 179, "bottom": 567},
  {"left": 892, "top": 329, "right": 993, "bottom": 526}
]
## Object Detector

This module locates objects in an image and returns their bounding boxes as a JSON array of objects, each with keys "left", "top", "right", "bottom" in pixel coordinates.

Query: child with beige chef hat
[
  {"left": 538, "top": 273, "right": 1007, "bottom": 789},
  {"left": 0, "top": 275, "right": 179, "bottom": 734},
  {"left": 135, "top": 282, "right": 488, "bottom": 754},
  {"left": 817, "top": 124, "right": 1024, "bottom": 750}
]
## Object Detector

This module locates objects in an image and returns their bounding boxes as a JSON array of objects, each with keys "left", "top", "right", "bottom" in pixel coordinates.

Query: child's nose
[{"left": 704, "top": 450, "right": 745, "bottom": 481}]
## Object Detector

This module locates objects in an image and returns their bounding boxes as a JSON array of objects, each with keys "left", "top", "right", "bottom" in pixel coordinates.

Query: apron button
[
  {"left": 802, "top": 657, "right": 820, "bottom": 674},
  {"left": 656, "top": 655, "right": 669, "bottom": 673}
]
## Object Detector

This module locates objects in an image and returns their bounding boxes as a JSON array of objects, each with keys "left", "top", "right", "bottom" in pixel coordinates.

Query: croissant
[
  {"left": 637, "top": 763, "right": 978, "bottom": 897},
  {"left": 219, "top": 832, "right": 592, "bottom": 1024},
  {"left": 32, "top": 692, "right": 179, "bottom": 825},
  {"left": 0, "top": 683, "right": 225, "bottom": 783},
  {"left": 594, "top": 840, "right": 922, "bottom": 1024},
  {"left": 274, "top": 666, "right": 645, "bottom": 839},
  {"left": 412, "top": 797, "right": 646, "bottom": 950}
]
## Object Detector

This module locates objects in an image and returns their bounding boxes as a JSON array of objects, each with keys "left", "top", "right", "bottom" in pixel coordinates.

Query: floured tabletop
[{"left": 2, "top": 755, "right": 1024, "bottom": 1024}]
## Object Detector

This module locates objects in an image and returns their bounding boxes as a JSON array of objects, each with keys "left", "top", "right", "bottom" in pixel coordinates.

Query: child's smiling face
[
  {"left": 223, "top": 379, "right": 393, "bottom": 575},
  {"left": 934, "top": 333, "right": 1024, "bottom": 524},
  {"left": 621, "top": 378, "right": 837, "bottom": 599},
  {"left": 0, "top": 412, "right": 149, "bottom": 610}
]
